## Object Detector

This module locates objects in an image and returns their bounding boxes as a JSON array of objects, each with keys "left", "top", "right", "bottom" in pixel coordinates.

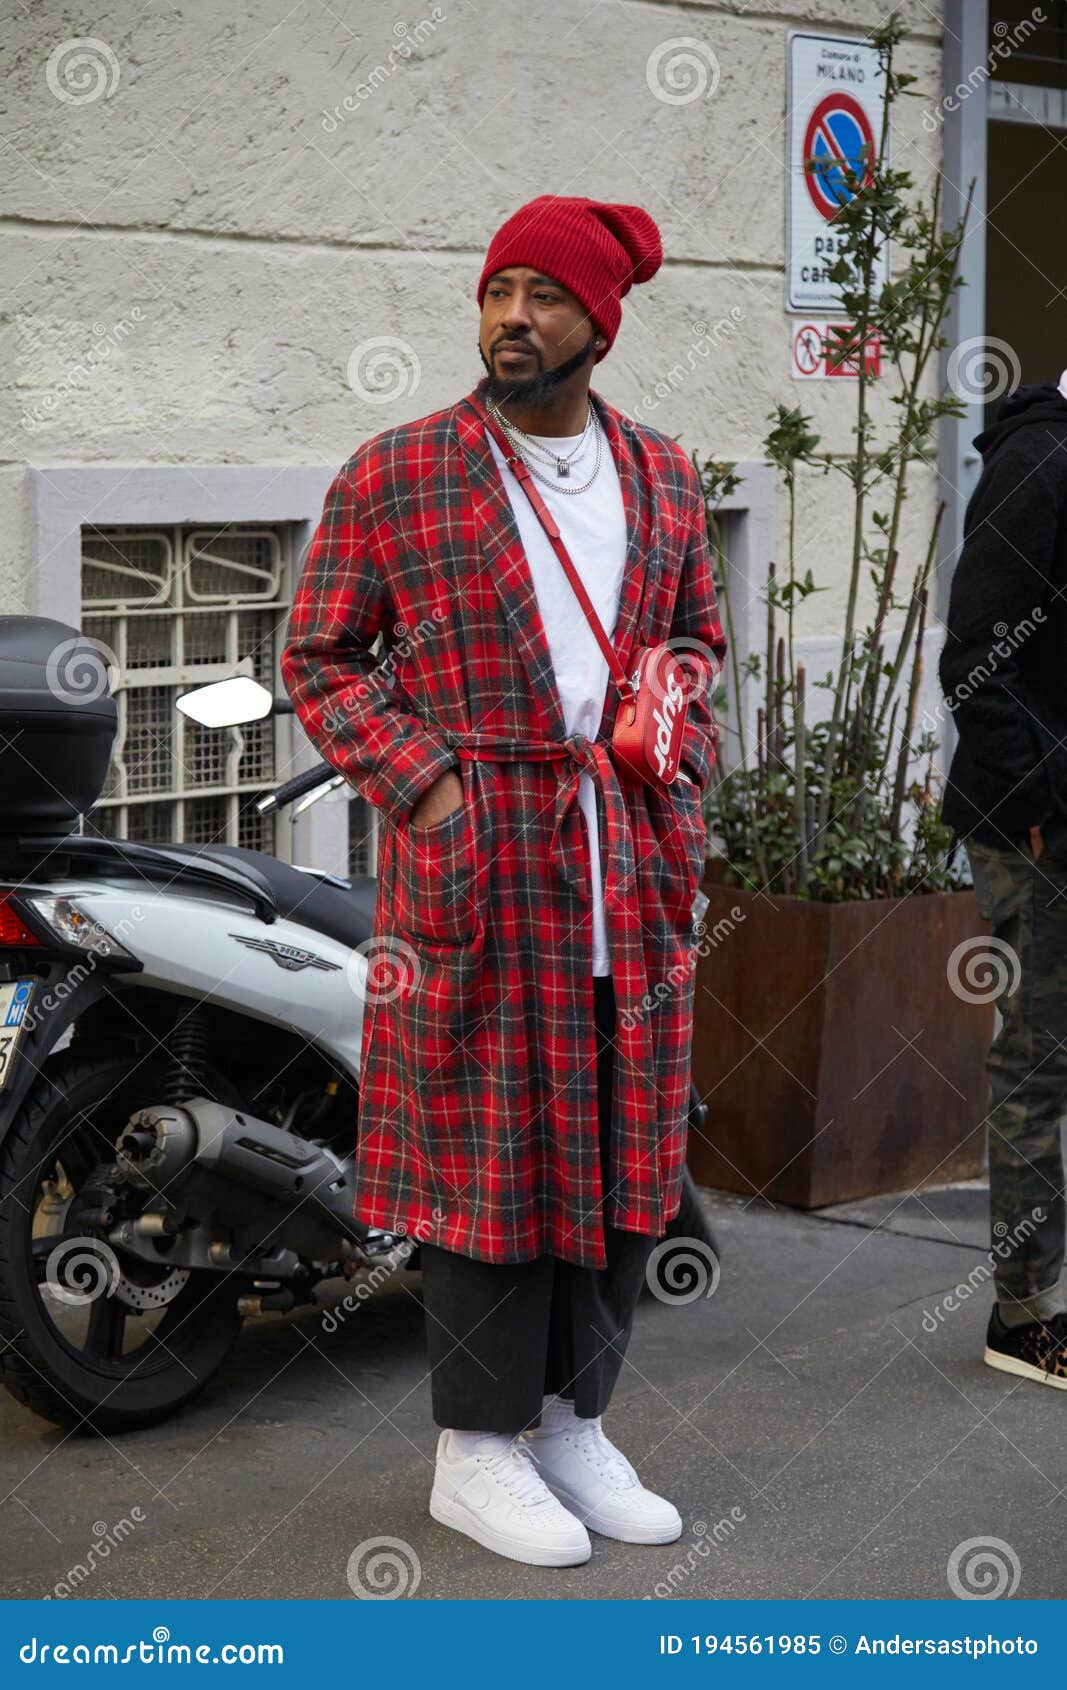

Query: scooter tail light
[
  {"left": 0, "top": 897, "right": 41, "bottom": 948},
  {"left": 22, "top": 895, "right": 135, "bottom": 962}
]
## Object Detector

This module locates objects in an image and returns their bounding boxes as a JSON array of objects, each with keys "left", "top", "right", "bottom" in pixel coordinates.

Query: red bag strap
[{"left": 469, "top": 397, "right": 636, "bottom": 708}]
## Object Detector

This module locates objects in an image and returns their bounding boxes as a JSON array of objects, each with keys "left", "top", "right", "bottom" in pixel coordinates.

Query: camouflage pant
[{"left": 966, "top": 840, "right": 1067, "bottom": 1321}]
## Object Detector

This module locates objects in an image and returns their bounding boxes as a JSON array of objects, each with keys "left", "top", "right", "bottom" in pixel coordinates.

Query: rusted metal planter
[{"left": 688, "top": 881, "right": 994, "bottom": 1208}]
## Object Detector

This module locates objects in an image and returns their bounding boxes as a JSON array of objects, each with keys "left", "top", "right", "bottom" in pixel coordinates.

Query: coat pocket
[{"left": 390, "top": 798, "right": 480, "bottom": 946}]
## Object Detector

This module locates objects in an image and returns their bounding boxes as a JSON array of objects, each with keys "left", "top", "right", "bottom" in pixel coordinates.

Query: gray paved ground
[{"left": 1, "top": 1180, "right": 1063, "bottom": 1601}]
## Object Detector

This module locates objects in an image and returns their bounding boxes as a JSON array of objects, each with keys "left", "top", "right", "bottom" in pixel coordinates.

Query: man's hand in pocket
[{"left": 410, "top": 769, "right": 464, "bottom": 829}]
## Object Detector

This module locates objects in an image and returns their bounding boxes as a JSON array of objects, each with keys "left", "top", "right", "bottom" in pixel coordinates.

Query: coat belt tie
[{"left": 440, "top": 729, "right": 637, "bottom": 913}]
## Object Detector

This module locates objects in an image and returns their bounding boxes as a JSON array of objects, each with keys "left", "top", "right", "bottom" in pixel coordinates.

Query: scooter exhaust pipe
[{"left": 116, "top": 1099, "right": 370, "bottom": 1254}]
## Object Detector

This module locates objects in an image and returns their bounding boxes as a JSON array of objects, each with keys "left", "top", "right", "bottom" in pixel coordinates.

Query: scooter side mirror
[{"left": 177, "top": 676, "right": 276, "bottom": 728}]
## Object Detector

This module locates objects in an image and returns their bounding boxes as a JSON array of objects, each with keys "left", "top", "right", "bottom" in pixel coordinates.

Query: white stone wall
[{"left": 4, "top": 0, "right": 945, "bottom": 734}]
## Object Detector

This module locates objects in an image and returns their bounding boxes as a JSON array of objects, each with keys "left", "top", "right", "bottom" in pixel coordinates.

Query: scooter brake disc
[{"left": 113, "top": 1262, "right": 191, "bottom": 1312}]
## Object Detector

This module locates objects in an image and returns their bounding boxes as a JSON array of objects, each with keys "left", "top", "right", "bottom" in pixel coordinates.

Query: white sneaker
[
  {"left": 429, "top": 1429, "right": 592, "bottom": 1566},
  {"left": 525, "top": 1411, "right": 683, "bottom": 1544}
]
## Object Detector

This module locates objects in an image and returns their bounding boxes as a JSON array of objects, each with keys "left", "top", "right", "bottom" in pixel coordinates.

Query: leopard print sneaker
[{"left": 984, "top": 1306, "right": 1067, "bottom": 1388}]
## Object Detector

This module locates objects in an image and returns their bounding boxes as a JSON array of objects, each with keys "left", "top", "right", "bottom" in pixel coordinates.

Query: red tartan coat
[{"left": 280, "top": 374, "right": 726, "bottom": 1267}]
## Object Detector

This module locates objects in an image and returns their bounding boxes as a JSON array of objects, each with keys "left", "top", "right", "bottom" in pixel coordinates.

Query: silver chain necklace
[
  {"left": 493, "top": 397, "right": 591, "bottom": 473},
  {"left": 487, "top": 397, "right": 603, "bottom": 493}
]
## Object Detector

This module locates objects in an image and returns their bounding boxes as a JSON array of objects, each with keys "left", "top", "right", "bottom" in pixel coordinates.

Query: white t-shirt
[{"left": 484, "top": 422, "right": 628, "bottom": 974}]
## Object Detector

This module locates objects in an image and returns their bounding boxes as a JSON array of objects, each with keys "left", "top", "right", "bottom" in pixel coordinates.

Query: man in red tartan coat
[{"left": 281, "top": 195, "right": 725, "bottom": 1567}]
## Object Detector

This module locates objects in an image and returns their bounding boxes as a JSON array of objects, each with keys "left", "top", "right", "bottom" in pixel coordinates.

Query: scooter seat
[{"left": 183, "top": 843, "right": 377, "bottom": 952}]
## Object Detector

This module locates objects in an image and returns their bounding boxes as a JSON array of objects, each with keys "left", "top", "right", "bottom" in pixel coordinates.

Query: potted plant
[{"left": 688, "top": 14, "right": 993, "bottom": 1208}]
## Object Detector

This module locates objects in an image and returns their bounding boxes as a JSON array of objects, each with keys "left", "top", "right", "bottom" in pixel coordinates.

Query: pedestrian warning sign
[
  {"left": 791, "top": 321, "right": 882, "bottom": 380},
  {"left": 787, "top": 33, "right": 889, "bottom": 313}
]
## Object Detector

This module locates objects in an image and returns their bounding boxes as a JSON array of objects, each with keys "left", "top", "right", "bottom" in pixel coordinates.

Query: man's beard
[{"left": 478, "top": 333, "right": 598, "bottom": 408}]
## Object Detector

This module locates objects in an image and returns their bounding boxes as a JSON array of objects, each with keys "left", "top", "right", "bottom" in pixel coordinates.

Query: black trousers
[{"left": 419, "top": 972, "right": 657, "bottom": 1432}]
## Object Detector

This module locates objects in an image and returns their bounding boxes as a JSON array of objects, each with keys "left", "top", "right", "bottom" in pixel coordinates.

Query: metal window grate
[{"left": 81, "top": 523, "right": 293, "bottom": 857}]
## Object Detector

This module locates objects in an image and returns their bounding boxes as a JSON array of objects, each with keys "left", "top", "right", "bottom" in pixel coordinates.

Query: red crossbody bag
[{"left": 474, "top": 401, "right": 692, "bottom": 789}]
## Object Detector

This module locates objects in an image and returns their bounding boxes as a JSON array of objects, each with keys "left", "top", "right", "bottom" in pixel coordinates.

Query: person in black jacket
[{"left": 940, "top": 377, "right": 1067, "bottom": 1389}]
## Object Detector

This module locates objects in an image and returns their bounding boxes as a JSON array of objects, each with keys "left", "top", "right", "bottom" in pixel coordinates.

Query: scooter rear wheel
[{"left": 0, "top": 1047, "right": 246, "bottom": 1433}]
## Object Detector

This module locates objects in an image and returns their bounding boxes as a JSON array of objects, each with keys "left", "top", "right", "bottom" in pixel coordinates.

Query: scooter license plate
[{"left": 0, "top": 979, "right": 35, "bottom": 1093}]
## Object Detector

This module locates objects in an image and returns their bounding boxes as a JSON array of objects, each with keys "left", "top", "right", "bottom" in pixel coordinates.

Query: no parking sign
[{"left": 787, "top": 33, "right": 889, "bottom": 312}]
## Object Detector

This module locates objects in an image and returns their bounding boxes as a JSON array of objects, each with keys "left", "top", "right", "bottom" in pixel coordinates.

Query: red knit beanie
[{"left": 476, "top": 195, "right": 663, "bottom": 363}]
